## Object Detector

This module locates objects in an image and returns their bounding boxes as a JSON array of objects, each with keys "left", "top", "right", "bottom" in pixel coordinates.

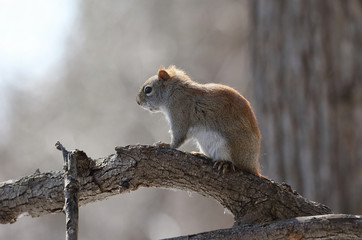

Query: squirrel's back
[{"left": 187, "top": 83, "right": 261, "bottom": 174}]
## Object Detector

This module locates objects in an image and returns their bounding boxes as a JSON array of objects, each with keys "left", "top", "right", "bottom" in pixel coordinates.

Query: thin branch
[
  {"left": 56, "top": 141, "right": 79, "bottom": 240},
  {"left": 0, "top": 145, "right": 331, "bottom": 225}
]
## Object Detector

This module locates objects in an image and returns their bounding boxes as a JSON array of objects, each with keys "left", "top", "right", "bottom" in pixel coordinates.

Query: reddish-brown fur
[{"left": 137, "top": 66, "right": 261, "bottom": 175}]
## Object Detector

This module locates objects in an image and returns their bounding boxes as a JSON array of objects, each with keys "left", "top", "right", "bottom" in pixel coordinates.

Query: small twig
[
  {"left": 55, "top": 141, "right": 69, "bottom": 170},
  {"left": 56, "top": 141, "right": 79, "bottom": 240}
]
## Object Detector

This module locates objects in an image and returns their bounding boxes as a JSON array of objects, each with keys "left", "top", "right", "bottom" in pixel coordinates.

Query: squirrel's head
[
  {"left": 137, "top": 65, "right": 192, "bottom": 112},
  {"left": 136, "top": 66, "right": 172, "bottom": 112}
]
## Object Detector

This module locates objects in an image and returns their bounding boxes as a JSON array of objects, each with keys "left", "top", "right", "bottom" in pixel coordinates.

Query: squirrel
[{"left": 136, "top": 66, "right": 261, "bottom": 175}]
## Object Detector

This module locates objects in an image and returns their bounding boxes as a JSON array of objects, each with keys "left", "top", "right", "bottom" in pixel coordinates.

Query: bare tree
[
  {"left": 1, "top": 145, "right": 361, "bottom": 239},
  {"left": 251, "top": 0, "right": 362, "bottom": 213}
]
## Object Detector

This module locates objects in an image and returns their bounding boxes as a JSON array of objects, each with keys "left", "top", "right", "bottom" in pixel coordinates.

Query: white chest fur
[
  {"left": 188, "top": 127, "right": 231, "bottom": 162},
  {"left": 159, "top": 106, "right": 171, "bottom": 124}
]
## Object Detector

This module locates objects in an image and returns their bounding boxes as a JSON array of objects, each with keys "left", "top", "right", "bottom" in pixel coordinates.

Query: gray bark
[
  {"left": 0, "top": 145, "right": 360, "bottom": 238},
  {"left": 1, "top": 145, "right": 330, "bottom": 225},
  {"left": 56, "top": 142, "right": 79, "bottom": 240},
  {"left": 166, "top": 214, "right": 362, "bottom": 240}
]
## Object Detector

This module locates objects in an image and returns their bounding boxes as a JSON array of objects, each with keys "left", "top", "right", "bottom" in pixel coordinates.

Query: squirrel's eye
[{"left": 144, "top": 86, "right": 152, "bottom": 95}]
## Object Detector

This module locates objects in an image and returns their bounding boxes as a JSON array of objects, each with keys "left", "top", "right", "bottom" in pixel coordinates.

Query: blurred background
[{"left": 0, "top": 0, "right": 360, "bottom": 239}]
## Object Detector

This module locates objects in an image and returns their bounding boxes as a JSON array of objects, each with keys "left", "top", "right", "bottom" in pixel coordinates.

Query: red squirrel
[{"left": 137, "top": 66, "right": 261, "bottom": 175}]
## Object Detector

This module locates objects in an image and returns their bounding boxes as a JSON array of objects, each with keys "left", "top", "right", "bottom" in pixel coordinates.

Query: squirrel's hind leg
[{"left": 213, "top": 160, "right": 236, "bottom": 174}]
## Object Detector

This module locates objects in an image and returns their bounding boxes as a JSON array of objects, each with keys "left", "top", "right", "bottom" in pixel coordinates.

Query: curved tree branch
[
  {"left": 0, "top": 145, "right": 331, "bottom": 225},
  {"left": 166, "top": 214, "right": 362, "bottom": 240}
]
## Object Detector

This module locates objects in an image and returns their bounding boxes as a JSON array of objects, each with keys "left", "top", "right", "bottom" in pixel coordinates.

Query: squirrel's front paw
[
  {"left": 191, "top": 151, "right": 208, "bottom": 159},
  {"left": 153, "top": 141, "right": 171, "bottom": 148},
  {"left": 213, "top": 160, "right": 236, "bottom": 174}
]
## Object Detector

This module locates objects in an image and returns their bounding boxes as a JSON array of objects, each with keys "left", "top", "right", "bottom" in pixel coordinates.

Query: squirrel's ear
[{"left": 158, "top": 68, "right": 171, "bottom": 81}]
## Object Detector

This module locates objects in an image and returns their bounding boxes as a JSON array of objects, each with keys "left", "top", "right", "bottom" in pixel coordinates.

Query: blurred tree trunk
[{"left": 251, "top": 0, "right": 362, "bottom": 214}]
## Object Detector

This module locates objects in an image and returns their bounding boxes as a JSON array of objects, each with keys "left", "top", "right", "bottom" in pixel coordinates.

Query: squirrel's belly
[{"left": 189, "top": 128, "right": 231, "bottom": 161}]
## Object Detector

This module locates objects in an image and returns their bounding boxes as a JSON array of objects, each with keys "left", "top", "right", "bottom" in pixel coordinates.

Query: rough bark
[
  {"left": 251, "top": 0, "right": 362, "bottom": 213},
  {"left": 56, "top": 142, "right": 80, "bottom": 240},
  {"left": 0, "top": 145, "right": 330, "bottom": 226},
  {"left": 63, "top": 154, "right": 79, "bottom": 240},
  {"left": 1, "top": 145, "right": 360, "bottom": 238},
  {"left": 166, "top": 214, "right": 362, "bottom": 240}
]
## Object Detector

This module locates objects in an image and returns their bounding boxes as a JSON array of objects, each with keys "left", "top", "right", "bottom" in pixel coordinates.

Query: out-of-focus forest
[
  {"left": 0, "top": 1, "right": 361, "bottom": 240},
  {"left": 0, "top": 1, "right": 248, "bottom": 239}
]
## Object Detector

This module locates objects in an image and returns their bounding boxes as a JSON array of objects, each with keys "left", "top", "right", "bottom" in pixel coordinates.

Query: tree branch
[
  {"left": 0, "top": 145, "right": 331, "bottom": 226},
  {"left": 165, "top": 214, "right": 362, "bottom": 240},
  {"left": 56, "top": 141, "right": 80, "bottom": 240}
]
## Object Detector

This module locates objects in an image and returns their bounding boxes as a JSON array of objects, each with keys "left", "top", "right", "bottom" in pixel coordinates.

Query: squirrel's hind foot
[{"left": 213, "top": 160, "right": 236, "bottom": 174}]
